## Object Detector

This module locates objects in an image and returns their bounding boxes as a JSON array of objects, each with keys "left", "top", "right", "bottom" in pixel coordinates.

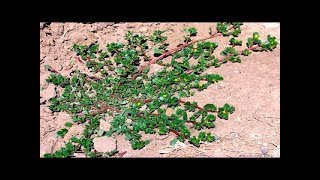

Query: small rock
[
  {"left": 230, "top": 132, "right": 239, "bottom": 139},
  {"left": 173, "top": 141, "right": 187, "bottom": 149},
  {"left": 93, "top": 136, "right": 117, "bottom": 153},
  {"left": 99, "top": 120, "right": 111, "bottom": 131},
  {"left": 63, "top": 125, "right": 84, "bottom": 142},
  {"left": 40, "top": 84, "right": 56, "bottom": 101},
  {"left": 261, "top": 145, "right": 269, "bottom": 155}
]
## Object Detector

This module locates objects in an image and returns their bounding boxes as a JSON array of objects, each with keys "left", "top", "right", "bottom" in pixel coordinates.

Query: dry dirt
[{"left": 40, "top": 22, "right": 280, "bottom": 158}]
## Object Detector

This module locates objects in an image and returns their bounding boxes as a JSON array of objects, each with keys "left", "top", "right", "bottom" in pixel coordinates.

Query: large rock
[
  {"left": 99, "top": 120, "right": 111, "bottom": 131},
  {"left": 63, "top": 124, "right": 84, "bottom": 142},
  {"left": 93, "top": 136, "right": 117, "bottom": 153}
]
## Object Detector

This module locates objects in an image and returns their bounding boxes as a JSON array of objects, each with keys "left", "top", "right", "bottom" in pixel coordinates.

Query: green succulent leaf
[
  {"left": 247, "top": 38, "right": 253, "bottom": 47},
  {"left": 114, "top": 68, "right": 125, "bottom": 75},
  {"left": 57, "top": 129, "right": 68, "bottom": 137},
  {"left": 187, "top": 27, "right": 197, "bottom": 36},
  {"left": 170, "top": 138, "right": 179, "bottom": 146},
  {"left": 203, "top": 104, "right": 217, "bottom": 111},
  {"left": 218, "top": 103, "right": 235, "bottom": 120},
  {"left": 189, "top": 136, "right": 200, "bottom": 147},
  {"left": 65, "top": 122, "right": 73, "bottom": 128},
  {"left": 253, "top": 32, "right": 260, "bottom": 40},
  {"left": 229, "top": 37, "right": 242, "bottom": 46},
  {"left": 261, "top": 35, "right": 278, "bottom": 51},
  {"left": 216, "top": 22, "right": 229, "bottom": 33},
  {"left": 206, "top": 114, "right": 216, "bottom": 122},
  {"left": 198, "top": 132, "right": 206, "bottom": 140},
  {"left": 242, "top": 49, "right": 252, "bottom": 56},
  {"left": 232, "top": 28, "right": 241, "bottom": 37},
  {"left": 153, "top": 48, "right": 165, "bottom": 55},
  {"left": 206, "top": 133, "right": 215, "bottom": 142}
]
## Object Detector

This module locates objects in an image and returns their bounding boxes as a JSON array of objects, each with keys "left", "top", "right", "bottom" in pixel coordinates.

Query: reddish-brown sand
[{"left": 40, "top": 22, "right": 280, "bottom": 157}]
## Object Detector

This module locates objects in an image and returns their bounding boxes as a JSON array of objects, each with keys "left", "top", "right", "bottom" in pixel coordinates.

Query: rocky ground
[{"left": 40, "top": 22, "right": 280, "bottom": 157}]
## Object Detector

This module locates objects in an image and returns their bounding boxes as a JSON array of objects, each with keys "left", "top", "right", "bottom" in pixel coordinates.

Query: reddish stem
[
  {"left": 178, "top": 99, "right": 203, "bottom": 110},
  {"left": 76, "top": 56, "right": 84, "bottom": 64},
  {"left": 50, "top": 68, "right": 59, "bottom": 73},
  {"left": 118, "top": 151, "right": 127, "bottom": 157},
  {"left": 130, "top": 99, "right": 153, "bottom": 103},
  {"left": 170, "top": 129, "right": 180, "bottom": 136},
  {"left": 76, "top": 105, "right": 120, "bottom": 116}
]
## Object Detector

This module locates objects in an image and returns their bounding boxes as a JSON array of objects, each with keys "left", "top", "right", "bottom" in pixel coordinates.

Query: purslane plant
[{"left": 43, "top": 22, "right": 278, "bottom": 158}]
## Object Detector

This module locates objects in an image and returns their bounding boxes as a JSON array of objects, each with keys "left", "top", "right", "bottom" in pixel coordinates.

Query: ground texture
[{"left": 40, "top": 22, "right": 280, "bottom": 158}]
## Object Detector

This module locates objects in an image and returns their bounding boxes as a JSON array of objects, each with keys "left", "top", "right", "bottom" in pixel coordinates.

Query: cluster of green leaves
[
  {"left": 43, "top": 22, "right": 278, "bottom": 158},
  {"left": 189, "top": 132, "right": 215, "bottom": 147},
  {"left": 216, "top": 22, "right": 242, "bottom": 36},
  {"left": 73, "top": 43, "right": 99, "bottom": 60},
  {"left": 44, "top": 142, "right": 75, "bottom": 158},
  {"left": 218, "top": 103, "right": 235, "bottom": 120},
  {"left": 184, "top": 27, "right": 197, "bottom": 42},
  {"left": 220, "top": 47, "right": 241, "bottom": 63},
  {"left": 46, "top": 74, "right": 69, "bottom": 87},
  {"left": 149, "top": 30, "right": 170, "bottom": 56},
  {"left": 247, "top": 32, "right": 278, "bottom": 51}
]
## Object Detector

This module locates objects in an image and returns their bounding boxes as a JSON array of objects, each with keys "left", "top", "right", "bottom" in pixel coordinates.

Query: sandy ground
[{"left": 40, "top": 22, "right": 280, "bottom": 158}]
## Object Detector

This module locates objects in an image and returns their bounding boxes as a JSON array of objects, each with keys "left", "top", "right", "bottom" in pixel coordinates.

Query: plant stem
[
  {"left": 178, "top": 99, "right": 203, "bottom": 110},
  {"left": 76, "top": 57, "right": 84, "bottom": 64},
  {"left": 170, "top": 129, "right": 181, "bottom": 136},
  {"left": 76, "top": 105, "right": 120, "bottom": 116}
]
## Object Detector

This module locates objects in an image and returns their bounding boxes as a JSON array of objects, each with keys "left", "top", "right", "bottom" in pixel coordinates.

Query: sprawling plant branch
[
  {"left": 178, "top": 99, "right": 203, "bottom": 110},
  {"left": 130, "top": 26, "right": 235, "bottom": 80},
  {"left": 185, "top": 44, "right": 260, "bottom": 74}
]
